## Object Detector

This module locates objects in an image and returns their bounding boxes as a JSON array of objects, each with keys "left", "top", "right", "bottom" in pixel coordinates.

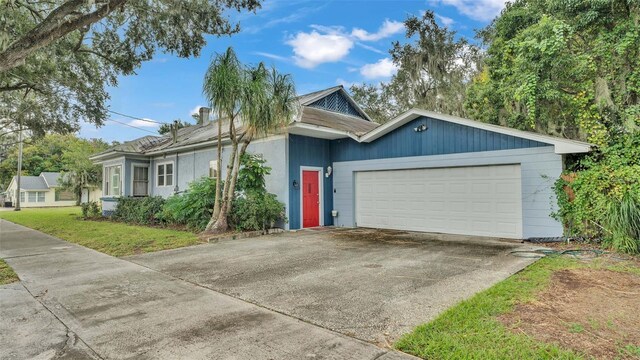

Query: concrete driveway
[
  {"left": 0, "top": 221, "right": 412, "bottom": 360},
  {"left": 126, "top": 228, "right": 539, "bottom": 345}
]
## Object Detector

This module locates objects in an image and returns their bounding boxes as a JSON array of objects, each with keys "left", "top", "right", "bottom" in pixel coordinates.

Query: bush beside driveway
[{"left": 0, "top": 207, "right": 201, "bottom": 257}]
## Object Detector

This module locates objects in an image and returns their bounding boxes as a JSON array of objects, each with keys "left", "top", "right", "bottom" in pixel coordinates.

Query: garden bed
[{"left": 500, "top": 268, "right": 640, "bottom": 359}]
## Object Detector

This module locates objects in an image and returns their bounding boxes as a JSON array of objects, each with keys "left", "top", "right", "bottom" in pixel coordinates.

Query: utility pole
[{"left": 14, "top": 118, "right": 22, "bottom": 211}]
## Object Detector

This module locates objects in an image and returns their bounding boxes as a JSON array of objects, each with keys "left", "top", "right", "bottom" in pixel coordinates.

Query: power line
[
  {"left": 107, "top": 109, "right": 168, "bottom": 125},
  {"left": 106, "top": 118, "right": 159, "bottom": 134}
]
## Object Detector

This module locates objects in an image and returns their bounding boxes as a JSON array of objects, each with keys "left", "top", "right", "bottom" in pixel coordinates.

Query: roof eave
[{"left": 288, "top": 122, "right": 360, "bottom": 141}]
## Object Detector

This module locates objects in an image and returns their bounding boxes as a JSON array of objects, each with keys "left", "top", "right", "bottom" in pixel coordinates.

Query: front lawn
[
  {"left": 396, "top": 255, "right": 640, "bottom": 359},
  {"left": 0, "top": 259, "right": 19, "bottom": 285},
  {"left": 0, "top": 207, "right": 202, "bottom": 257}
]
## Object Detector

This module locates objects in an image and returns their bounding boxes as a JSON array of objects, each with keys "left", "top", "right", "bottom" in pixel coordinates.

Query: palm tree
[
  {"left": 202, "top": 48, "right": 242, "bottom": 229},
  {"left": 202, "top": 48, "right": 296, "bottom": 234}
]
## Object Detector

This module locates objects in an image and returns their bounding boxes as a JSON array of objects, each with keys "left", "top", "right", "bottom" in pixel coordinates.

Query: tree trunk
[
  {"left": 210, "top": 113, "right": 223, "bottom": 222},
  {"left": 224, "top": 130, "right": 253, "bottom": 214},
  {"left": 204, "top": 120, "right": 238, "bottom": 234}
]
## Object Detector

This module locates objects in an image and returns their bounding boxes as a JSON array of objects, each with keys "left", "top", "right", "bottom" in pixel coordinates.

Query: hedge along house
[{"left": 91, "top": 86, "right": 591, "bottom": 239}]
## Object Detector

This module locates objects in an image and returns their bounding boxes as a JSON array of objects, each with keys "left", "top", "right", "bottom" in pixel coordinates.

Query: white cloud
[
  {"left": 286, "top": 30, "right": 354, "bottom": 68},
  {"left": 351, "top": 19, "right": 404, "bottom": 41},
  {"left": 285, "top": 19, "right": 405, "bottom": 69},
  {"left": 355, "top": 42, "right": 386, "bottom": 55},
  {"left": 190, "top": 105, "right": 203, "bottom": 116},
  {"left": 253, "top": 51, "right": 290, "bottom": 62},
  {"left": 435, "top": 13, "right": 455, "bottom": 27},
  {"left": 432, "top": 0, "right": 508, "bottom": 22},
  {"left": 129, "top": 119, "right": 159, "bottom": 128},
  {"left": 360, "top": 58, "right": 398, "bottom": 79},
  {"left": 336, "top": 78, "right": 356, "bottom": 89}
]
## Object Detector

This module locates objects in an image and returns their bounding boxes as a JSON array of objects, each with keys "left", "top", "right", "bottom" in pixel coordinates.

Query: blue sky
[{"left": 80, "top": 0, "right": 507, "bottom": 142}]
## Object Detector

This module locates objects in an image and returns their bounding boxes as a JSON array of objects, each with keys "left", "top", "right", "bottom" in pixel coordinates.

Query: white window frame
[
  {"left": 27, "top": 191, "right": 45, "bottom": 203},
  {"left": 130, "top": 163, "right": 150, "bottom": 197},
  {"left": 156, "top": 161, "right": 174, "bottom": 188},
  {"left": 209, "top": 160, "right": 218, "bottom": 179},
  {"left": 20, "top": 191, "right": 25, "bottom": 203},
  {"left": 104, "top": 165, "right": 122, "bottom": 197}
]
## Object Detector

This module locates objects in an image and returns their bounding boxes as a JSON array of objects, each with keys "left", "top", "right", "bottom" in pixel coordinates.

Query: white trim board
[
  {"left": 130, "top": 162, "right": 150, "bottom": 197},
  {"left": 155, "top": 160, "right": 175, "bottom": 188},
  {"left": 299, "top": 166, "right": 324, "bottom": 228}
]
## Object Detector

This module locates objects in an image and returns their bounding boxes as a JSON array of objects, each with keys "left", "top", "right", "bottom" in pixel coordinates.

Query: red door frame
[{"left": 301, "top": 168, "right": 322, "bottom": 228}]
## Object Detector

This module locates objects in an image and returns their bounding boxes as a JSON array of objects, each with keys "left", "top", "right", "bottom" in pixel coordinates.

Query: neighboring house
[
  {"left": 5, "top": 172, "right": 76, "bottom": 208},
  {"left": 90, "top": 86, "right": 591, "bottom": 239}
]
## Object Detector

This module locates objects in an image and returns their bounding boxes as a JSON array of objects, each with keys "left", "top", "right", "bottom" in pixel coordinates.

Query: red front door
[{"left": 302, "top": 170, "right": 320, "bottom": 228}]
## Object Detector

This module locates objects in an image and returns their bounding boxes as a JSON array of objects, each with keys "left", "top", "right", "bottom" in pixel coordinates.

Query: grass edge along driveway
[
  {"left": 395, "top": 255, "right": 640, "bottom": 359},
  {"left": 0, "top": 207, "right": 201, "bottom": 257},
  {"left": 0, "top": 259, "right": 19, "bottom": 285}
]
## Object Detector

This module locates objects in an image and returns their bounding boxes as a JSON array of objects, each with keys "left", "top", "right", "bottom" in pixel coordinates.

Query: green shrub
[
  {"left": 230, "top": 190, "right": 286, "bottom": 231},
  {"left": 604, "top": 194, "right": 640, "bottom": 254},
  {"left": 81, "top": 201, "right": 101, "bottom": 219},
  {"left": 113, "top": 196, "right": 166, "bottom": 225},
  {"left": 157, "top": 152, "right": 285, "bottom": 232},
  {"left": 159, "top": 177, "right": 217, "bottom": 231},
  {"left": 554, "top": 133, "right": 640, "bottom": 253},
  {"left": 236, "top": 153, "right": 270, "bottom": 193}
]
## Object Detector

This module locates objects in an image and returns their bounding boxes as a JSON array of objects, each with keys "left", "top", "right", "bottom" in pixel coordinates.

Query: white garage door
[{"left": 355, "top": 165, "right": 523, "bottom": 238}]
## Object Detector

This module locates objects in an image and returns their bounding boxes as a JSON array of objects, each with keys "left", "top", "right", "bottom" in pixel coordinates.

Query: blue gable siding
[
  {"left": 309, "top": 91, "right": 365, "bottom": 119},
  {"left": 331, "top": 116, "right": 550, "bottom": 162},
  {"left": 288, "top": 135, "right": 333, "bottom": 229}
]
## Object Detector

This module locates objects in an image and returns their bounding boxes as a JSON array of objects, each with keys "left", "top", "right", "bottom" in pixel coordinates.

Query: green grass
[
  {"left": 0, "top": 259, "right": 19, "bottom": 285},
  {"left": 0, "top": 207, "right": 201, "bottom": 257},
  {"left": 395, "top": 256, "right": 639, "bottom": 360}
]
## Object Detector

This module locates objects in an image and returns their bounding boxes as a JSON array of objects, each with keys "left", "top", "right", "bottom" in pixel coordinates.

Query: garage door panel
[{"left": 355, "top": 165, "right": 523, "bottom": 238}]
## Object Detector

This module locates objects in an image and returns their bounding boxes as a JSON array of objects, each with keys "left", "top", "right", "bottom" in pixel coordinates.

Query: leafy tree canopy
[
  {"left": 466, "top": 0, "right": 640, "bottom": 145},
  {"left": 351, "top": 11, "right": 482, "bottom": 123},
  {"left": 158, "top": 119, "right": 192, "bottom": 135},
  {"left": 0, "top": 0, "right": 261, "bottom": 136},
  {"left": 0, "top": 133, "right": 109, "bottom": 188}
]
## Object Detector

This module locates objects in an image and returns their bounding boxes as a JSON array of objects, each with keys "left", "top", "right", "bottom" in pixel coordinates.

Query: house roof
[
  {"left": 296, "top": 86, "right": 344, "bottom": 106},
  {"left": 296, "top": 85, "right": 373, "bottom": 121},
  {"left": 299, "top": 107, "right": 378, "bottom": 136},
  {"left": 91, "top": 86, "right": 372, "bottom": 159},
  {"left": 41, "top": 172, "right": 62, "bottom": 187},
  {"left": 16, "top": 176, "right": 48, "bottom": 190}
]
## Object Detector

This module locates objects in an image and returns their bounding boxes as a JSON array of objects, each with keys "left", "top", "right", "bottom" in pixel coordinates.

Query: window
[
  {"left": 209, "top": 160, "right": 218, "bottom": 179},
  {"left": 27, "top": 191, "right": 45, "bottom": 203},
  {"left": 133, "top": 166, "right": 149, "bottom": 196},
  {"left": 55, "top": 189, "right": 75, "bottom": 201},
  {"left": 157, "top": 162, "right": 173, "bottom": 187},
  {"left": 104, "top": 165, "right": 122, "bottom": 196},
  {"left": 20, "top": 192, "right": 25, "bottom": 203}
]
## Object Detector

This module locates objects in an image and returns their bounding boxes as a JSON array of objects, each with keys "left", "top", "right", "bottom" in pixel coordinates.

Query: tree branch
[
  {"left": 0, "top": 82, "right": 33, "bottom": 92},
  {"left": 0, "top": 0, "right": 128, "bottom": 72}
]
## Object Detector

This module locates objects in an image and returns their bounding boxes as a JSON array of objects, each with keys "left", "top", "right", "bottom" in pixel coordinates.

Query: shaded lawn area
[
  {"left": 0, "top": 259, "right": 19, "bottom": 285},
  {"left": 0, "top": 207, "right": 202, "bottom": 257},
  {"left": 395, "top": 255, "right": 640, "bottom": 360}
]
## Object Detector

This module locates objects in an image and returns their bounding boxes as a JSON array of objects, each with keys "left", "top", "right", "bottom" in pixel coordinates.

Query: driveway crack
[{"left": 19, "top": 283, "right": 104, "bottom": 360}]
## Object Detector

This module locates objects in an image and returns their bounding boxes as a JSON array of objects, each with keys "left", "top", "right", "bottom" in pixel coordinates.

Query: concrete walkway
[{"left": 0, "top": 220, "right": 414, "bottom": 360}]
